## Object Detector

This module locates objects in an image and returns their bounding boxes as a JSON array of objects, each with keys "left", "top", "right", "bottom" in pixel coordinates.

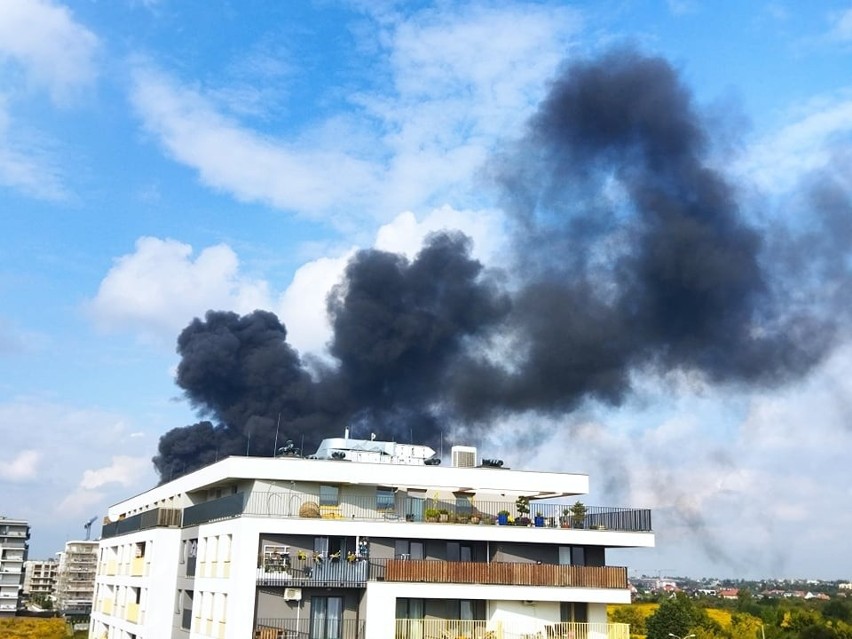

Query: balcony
[
  {"left": 187, "top": 491, "right": 651, "bottom": 533},
  {"left": 251, "top": 620, "right": 627, "bottom": 639},
  {"left": 126, "top": 602, "right": 141, "bottom": 624},
  {"left": 394, "top": 620, "right": 630, "bottom": 639},
  {"left": 101, "top": 507, "right": 182, "bottom": 539},
  {"left": 256, "top": 558, "right": 627, "bottom": 590},
  {"left": 387, "top": 560, "right": 626, "bottom": 588},
  {"left": 255, "top": 618, "right": 365, "bottom": 639}
]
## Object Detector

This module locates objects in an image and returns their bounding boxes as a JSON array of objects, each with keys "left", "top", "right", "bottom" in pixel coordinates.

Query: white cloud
[
  {"left": 87, "top": 237, "right": 272, "bottom": 343},
  {"left": 128, "top": 4, "right": 577, "bottom": 223},
  {"left": 278, "top": 252, "right": 354, "bottom": 357},
  {"left": 0, "top": 0, "right": 99, "bottom": 103},
  {"left": 0, "top": 397, "right": 159, "bottom": 548},
  {"left": 79, "top": 455, "right": 149, "bottom": 490},
  {"left": 89, "top": 204, "right": 506, "bottom": 353},
  {"left": 374, "top": 205, "right": 505, "bottom": 263},
  {"left": 0, "top": 449, "right": 41, "bottom": 481},
  {"left": 0, "top": 0, "right": 97, "bottom": 199},
  {"left": 129, "top": 65, "right": 381, "bottom": 218},
  {"left": 740, "top": 92, "right": 852, "bottom": 192}
]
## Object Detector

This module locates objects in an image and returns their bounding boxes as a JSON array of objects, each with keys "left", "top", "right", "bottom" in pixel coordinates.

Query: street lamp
[{"left": 669, "top": 634, "right": 695, "bottom": 639}]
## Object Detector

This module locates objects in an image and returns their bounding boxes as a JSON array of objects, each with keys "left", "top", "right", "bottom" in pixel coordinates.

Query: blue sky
[{"left": 2, "top": 0, "right": 852, "bottom": 580}]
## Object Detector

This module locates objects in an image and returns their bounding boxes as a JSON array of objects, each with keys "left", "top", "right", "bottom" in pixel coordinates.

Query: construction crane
[{"left": 83, "top": 516, "right": 97, "bottom": 541}]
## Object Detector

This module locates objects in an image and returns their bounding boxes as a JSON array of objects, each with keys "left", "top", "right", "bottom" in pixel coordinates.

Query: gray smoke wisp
[{"left": 153, "top": 48, "right": 848, "bottom": 482}]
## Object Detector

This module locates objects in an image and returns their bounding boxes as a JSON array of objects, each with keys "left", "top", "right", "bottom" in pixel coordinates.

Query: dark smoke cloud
[
  {"left": 153, "top": 233, "right": 507, "bottom": 480},
  {"left": 154, "top": 48, "right": 848, "bottom": 481}
]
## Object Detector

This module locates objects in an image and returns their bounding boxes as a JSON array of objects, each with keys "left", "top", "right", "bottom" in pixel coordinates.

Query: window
[
  {"left": 319, "top": 485, "right": 339, "bottom": 507},
  {"left": 186, "top": 539, "right": 198, "bottom": 577},
  {"left": 394, "top": 540, "right": 424, "bottom": 560},
  {"left": 560, "top": 602, "right": 587, "bottom": 623},
  {"left": 376, "top": 487, "right": 395, "bottom": 511},
  {"left": 446, "top": 542, "right": 472, "bottom": 562},
  {"left": 396, "top": 599, "right": 424, "bottom": 639},
  {"left": 311, "top": 596, "right": 343, "bottom": 639},
  {"left": 314, "top": 537, "right": 347, "bottom": 558},
  {"left": 558, "top": 546, "right": 585, "bottom": 566},
  {"left": 181, "top": 590, "right": 194, "bottom": 630}
]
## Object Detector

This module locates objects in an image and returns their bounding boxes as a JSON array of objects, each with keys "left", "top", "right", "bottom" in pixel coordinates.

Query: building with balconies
[
  {"left": 0, "top": 516, "right": 30, "bottom": 617},
  {"left": 56, "top": 540, "right": 99, "bottom": 614},
  {"left": 23, "top": 558, "right": 58, "bottom": 602},
  {"left": 90, "top": 436, "right": 653, "bottom": 639}
]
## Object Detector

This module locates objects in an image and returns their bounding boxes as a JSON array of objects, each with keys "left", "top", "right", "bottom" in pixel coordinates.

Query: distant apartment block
[
  {"left": 23, "top": 558, "right": 58, "bottom": 600},
  {"left": 56, "top": 540, "right": 99, "bottom": 615},
  {"left": 0, "top": 516, "right": 30, "bottom": 616}
]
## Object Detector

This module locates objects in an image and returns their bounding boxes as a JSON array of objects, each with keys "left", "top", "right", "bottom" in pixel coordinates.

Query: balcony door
[
  {"left": 311, "top": 596, "right": 343, "bottom": 639},
  {"left": 396, "top": 598, "right": 424, "bottom": 639}
]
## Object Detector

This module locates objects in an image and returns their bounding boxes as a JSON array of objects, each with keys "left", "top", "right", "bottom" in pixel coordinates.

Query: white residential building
[
  {"left": 57, "top": 540, "right": 99, "bottom": 614},
  {"left": 90, "top": 438, "right": 654, "bottom": 639},
  {"left": 0, "top": 516, "right": 30, "bottom": 616},
  {"left": 23, "top": 558, "right": 59, "bottom": 601}
]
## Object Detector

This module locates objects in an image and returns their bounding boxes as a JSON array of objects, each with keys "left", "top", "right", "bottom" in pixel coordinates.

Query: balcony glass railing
[{"left": 256, "top": 558, "right": 627, "bottom": 590}]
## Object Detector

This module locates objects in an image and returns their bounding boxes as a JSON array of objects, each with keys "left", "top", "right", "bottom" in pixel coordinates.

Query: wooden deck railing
[{"left": 385, "top": 560, "right": 627, "bottom": 589}]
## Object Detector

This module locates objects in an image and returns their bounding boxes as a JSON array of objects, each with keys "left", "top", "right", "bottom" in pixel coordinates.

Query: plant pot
[
  {"left": 534, "top": 516, "right": 545, "bottom": 528},
  {"left": 497, "top": 513, "right": 509, "bottom": 525}
]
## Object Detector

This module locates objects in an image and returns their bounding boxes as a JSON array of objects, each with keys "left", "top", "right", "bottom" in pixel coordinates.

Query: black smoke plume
[{"left": 154, "top": 48, "right": 846, "bottom": 481}]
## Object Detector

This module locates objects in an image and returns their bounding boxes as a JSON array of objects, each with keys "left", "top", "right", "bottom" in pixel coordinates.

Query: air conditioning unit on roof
[
  {"left": 284, "top": 587, "right": 302, "bottom": 601},
  {"left": 451, "top": 446, "right": 477, "bottom": 468}
]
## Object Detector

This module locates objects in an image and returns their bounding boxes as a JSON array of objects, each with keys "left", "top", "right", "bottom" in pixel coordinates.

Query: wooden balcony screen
[{"left": 385, "top": 560, "right": 627, "bottom": 589}]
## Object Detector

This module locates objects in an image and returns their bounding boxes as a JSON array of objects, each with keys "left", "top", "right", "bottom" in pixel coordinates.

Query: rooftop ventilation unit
[{"left": 451, "top": 446, "right": 477, "bottom": 468}]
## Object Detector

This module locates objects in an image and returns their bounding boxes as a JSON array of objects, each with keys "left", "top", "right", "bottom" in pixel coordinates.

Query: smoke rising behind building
[{"left": 153, "top": 48, "right": 848, "bottom": 482}]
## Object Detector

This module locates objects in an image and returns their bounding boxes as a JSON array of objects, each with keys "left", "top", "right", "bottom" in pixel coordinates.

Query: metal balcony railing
[
  {"left": 394, "top": 620, "right": 630, "bottom": 639},
  {"left": 240, "top": 493, "right": 651, "bottom": 532},
  {"left": 254, "top": 618, "right": 365, "bottom": 639},
  {"left": 175, "top": 490, "right": 651, "bottom": 533},
  {"left": 256, "top": 558, "right": 627, "bottom": 590}
]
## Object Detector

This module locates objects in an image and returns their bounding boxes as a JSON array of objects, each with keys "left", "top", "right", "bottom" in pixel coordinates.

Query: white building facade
[
  {"left": 23, "top": 558, "right": 58, "bottom": 601},
  {"left": 57, "top": 540, "right": 99, "bottom": 614},
  {"left": 90, "top": 440, "right": 653, "bottom": 639},
  {"left": 0, "top": 516, "right": 30, "bottom": 616}
]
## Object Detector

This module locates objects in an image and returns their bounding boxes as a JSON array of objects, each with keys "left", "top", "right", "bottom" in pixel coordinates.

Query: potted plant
[
  {"left": 534, "top": 511, "right": 545, "bottom": 528},
  {"left": 497, "top": 510, "right": 510, "bottom": 525},
  {"left": 438, "top": 509, "right": 450, "bottom": 523},
  {"left": 560, "top": 508, "right": 571, "bottom": 528},
  {"left": 425, "top": 508, "right": 440, "bottom": 523},
  {"left": 570, "top": 501, "right": 587, "bottom": 529},
  {"left": 515, "top": 496, "right": 531, "bottom": 526},
  {"left": 470, "top": 511, "right": 481, "bottom": 525}
]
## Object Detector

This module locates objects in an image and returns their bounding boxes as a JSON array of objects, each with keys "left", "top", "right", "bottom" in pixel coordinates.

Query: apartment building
[
  {"left": 90, "top": 436, "right": 654, "bottom": 639},
  {"left": 0, "top": 516, "right": 30, "bottom": 616},
  {"left": 57, "top": 540, "right": 99, "bottom": 614},
  {"left": 23, "top": 558, "right": 58, "bottom": 602}
]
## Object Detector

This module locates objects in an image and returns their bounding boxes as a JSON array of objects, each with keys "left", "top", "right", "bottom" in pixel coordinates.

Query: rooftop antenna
[
  {"left": 83, "top": 516, "right": 97, "bottom": 541},
  {"left": 273, "top": 413, "right": 281, "bottom": 456}
]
